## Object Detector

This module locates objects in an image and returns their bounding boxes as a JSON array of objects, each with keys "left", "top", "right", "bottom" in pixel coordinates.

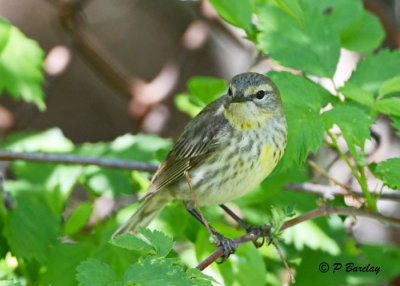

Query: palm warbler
[{"left": 113, "top": 72, "right": 287, "bottom": 252}]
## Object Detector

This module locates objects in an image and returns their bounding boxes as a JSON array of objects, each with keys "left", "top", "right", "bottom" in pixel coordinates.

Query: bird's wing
[{"left": 144, "top": 96, "right": 229, "bottom": 197}]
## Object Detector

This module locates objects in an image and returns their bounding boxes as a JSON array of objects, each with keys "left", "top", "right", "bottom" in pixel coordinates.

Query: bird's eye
[
  {"left": 228, "top": 88, "right": 233, "bottom": 96},
  {"left": 256, "top": 90, "right": 265, "bottom": 99}
]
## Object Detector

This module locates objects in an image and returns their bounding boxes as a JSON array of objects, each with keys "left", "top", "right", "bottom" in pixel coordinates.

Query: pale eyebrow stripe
[{"left": 244, "top": 83, "right": 273, "bottom": 96}]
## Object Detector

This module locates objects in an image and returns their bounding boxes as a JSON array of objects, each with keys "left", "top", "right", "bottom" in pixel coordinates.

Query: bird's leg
[
  {"left": 220, "top": 204, "right": 272, "bottom": 248},
  {"left": 185, "top": 205, "right": 236, "bottom": 263},
  {"left": 184, "top": 172, "right": 236, "bottom": 262}
]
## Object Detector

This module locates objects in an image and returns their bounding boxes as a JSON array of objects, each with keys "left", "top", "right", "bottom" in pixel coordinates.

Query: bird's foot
[
  {"left": 211, "top": 233, "right": 237, "bottom": 263},
  {"left": 246, "top": 223, "right": 273, "bottom": 248}
]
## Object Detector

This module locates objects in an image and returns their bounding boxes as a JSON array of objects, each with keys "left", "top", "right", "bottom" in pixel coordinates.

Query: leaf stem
[{"left": 326, "top": 131, "right": 377, "bottom": 211}]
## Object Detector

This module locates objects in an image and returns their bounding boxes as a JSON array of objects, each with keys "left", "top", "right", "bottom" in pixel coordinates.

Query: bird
[{"left": 112, "top": 72, "right": 287, "bottom": 260}]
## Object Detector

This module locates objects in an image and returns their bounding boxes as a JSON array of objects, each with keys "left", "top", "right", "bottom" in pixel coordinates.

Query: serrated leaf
[
  {"left": 339, "top": 83, "right": 374, "bottom": 107},
  {"left": 0, "top": 18, "right": 45, "bottom": 110},
  {"left": 41, "top": 243, "right": 93, "bottom": 286},
  {"left": 208, "top": 0, "right": 254, "bottom": 35},
  {"left": 0, "top": 128, "right": 74, "bottom": 152},
  {"left": 370, "top": 158, "right": 400, "bottom": 190},
  {"left": 269, "top": 72, "right": 328, "bottom": 168},
  {"left": 64, "top": 202, "right": 93, "bottom": 235},
  {"left": 379, "top": 75, "right": 400, "bottom": 97},
  {"left": 186, "top": 268, "right": 218, "bottom": 285},
  {"left": 91, "top": 237, "right": 142, "bottom": 278},
  {"left": 76, "top": 258, "right": 122, "bottom": 286},
  {"left": 374, "top": 98, "right": 400, "bottom": 117},
  {"left": 322, "top": 105, "right": 373, "bottom": 155},
  {"left": 257, "top": 2, "right": 340, "bottom": 77},
  {"left": 124, "top": 256, "right": 191, "bottom": 286},
  {"left": 138, "top": 227, "right": 174, "bottom": 257},
  {"left": 340, "top": 10, "right": 384, "bottom": 53},
  {"left": 4, "top": 189, "right": 59, "bottom": 263},
  {"left": 188, "top": 77, "right": 227, "bottom": 106},
  {"left": 110, "top": 233, "right": 154, "bottom": 253},
  {"left": 347, "top": 49, "right": 400, "bottom": 95}
]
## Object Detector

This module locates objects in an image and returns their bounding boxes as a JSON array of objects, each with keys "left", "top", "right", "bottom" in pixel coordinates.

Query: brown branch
[
  {"left": 0, "top": 150, "right": 158, "bottom": 172},
  {"left": 196, "top": 206, "right": 400, "bottom": 271},
  {"left": 285, "top": 182, "right": 400, "bottom": 202}
]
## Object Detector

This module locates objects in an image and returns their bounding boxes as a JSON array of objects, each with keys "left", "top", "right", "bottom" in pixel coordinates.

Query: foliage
[
  {"left": 0, "top": 18, "right": 45, "bottom": 110},
  {"left": 0, "top": 1, "right": 399, "bottom": 285}
]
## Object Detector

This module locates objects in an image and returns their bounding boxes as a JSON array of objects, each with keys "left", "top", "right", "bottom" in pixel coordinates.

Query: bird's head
[{"left": 224, "top": 72, "right": 283, "bottom": 130}]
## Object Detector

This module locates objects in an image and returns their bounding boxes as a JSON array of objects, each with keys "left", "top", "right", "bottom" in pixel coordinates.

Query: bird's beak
[{"left": 231, "top": 93, "right": 251, "bottom": 103}]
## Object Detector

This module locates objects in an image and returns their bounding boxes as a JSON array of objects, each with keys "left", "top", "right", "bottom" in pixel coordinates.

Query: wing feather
[{"left": 146, "top": 96, "right": 228, "bottom": 195}]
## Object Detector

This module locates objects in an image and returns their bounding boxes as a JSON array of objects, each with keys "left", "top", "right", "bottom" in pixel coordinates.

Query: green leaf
[
  {"left": 369, "top": 158, "right": 400, "bottom": 190},
  {"left": 338, "top": 83, "right": 374, "bottom": 107},
  {"left": 41, "top": 243, "right": 93, "bottom": 286},
  {"left": 379, "top": 75, "right": 400, "bottom": 97},
  {"left": 64, "top": 202, "right": 93, "bottom": 236},
  {"left": 235, "top": 243, "right": 267, "bottom": 286},
  {"left": 363, "top": 244, "right": 400, "bottom": 279},
  {"left": 347, "top": 49, "right": 400, "bottom": 95},
  {"left": 4, "top": 188, "right": 59, "bottom": 263},
  {"left": 0, "top": 282, "right": 22, "bottom": 286},
  {"left": 322, "top": 105, "right": 373, "bottom": 154},
  {"left": 91, "top": 237, "right": 141, "bottom": 278},
  {"left": 124, "top": 256, "right": 191, "bottom": 286},
  {"left": 174, "top": 93, "right": 203, "bottom": 118},
  {"left": 188, "top": 77, "right": 227, "bottom": 106},
  {"left": 0, "top": 128, "right": 74, "bottom": 152},
  {"left": 273, "top": 0, "right": 304, "bottom": 24},
  {"left": 257, "top": 2, "right": 340, "bottom": 77},
  {"left": 186, "top": 268, "right": 218, "bottom": 286},
  {"left": 0, "top": 19, "right": 11, "bottom": 54},
  {"left": 110, "top": 233, "right": 154, "bottom": 253},
  {"left": 269, "top": 72, "right": 328, "bottom": 168},
  {"left": 76, "top": 258, "right": 122, "bottom": 286},
  {"left": 283, "top": 219, "right": 340, "bottom": 255},
  {"left": 310, "top": 0, "right": 363, "bottom": 34},
  {"left": 374, "top": 98, "right": 400, "bottom": 117},
  {"left": 11, "top": 162, "right": 82, "bottom": 196},
  {"left": 392, "top": 117, "right": 400, "bottom": 137},
  {"left": 82, "top": 166, "right": 134, "bottom": 197},
  {"left": 138, "top": 227, "right": 174, "bottom": 257},
  {"left": 0, "top": 18, "right": 45, "bottom": 110},
  {"left": 208, "top": 0, "right": 254, "bottom": 35},
  {"left": 340, "top": 10, "right": 384, "bottom": 53}
]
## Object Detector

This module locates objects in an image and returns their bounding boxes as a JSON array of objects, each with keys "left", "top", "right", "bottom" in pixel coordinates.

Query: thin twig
[
  {"left": 271, "top": 240, "right": 295, "bottom": 284},
  {"left": 308, "top": 160, "right": 354, "bottom": 196},
  {"left": 285, "top": 182, "right": 400, "bottom": 202},
  {"left": 0, "top": 150, "right": 158, "bottom": 172},
  {"left": 196, "top": 206, "right": 400, "bottom": 271},
  {"left": 184, "top": 171, "right": 213, "bottom": 236}
]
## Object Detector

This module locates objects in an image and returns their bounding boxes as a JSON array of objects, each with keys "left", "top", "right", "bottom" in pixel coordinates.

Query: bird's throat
[{"left": 224, "top": 103, "right": 272, "bottom": 130}]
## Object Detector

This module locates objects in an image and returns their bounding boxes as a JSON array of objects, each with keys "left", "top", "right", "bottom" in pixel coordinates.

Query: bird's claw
[
  {"left": 247, "top": 223, "right": 273, "bottom": 248},
  {"left": 214, "top": 233, "right": 236, "bottom": 263}
]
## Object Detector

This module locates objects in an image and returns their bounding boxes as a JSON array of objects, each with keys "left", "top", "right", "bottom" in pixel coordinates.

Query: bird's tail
[{"left": 112, "top": 192, "right": 172, "bottom": 239}]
